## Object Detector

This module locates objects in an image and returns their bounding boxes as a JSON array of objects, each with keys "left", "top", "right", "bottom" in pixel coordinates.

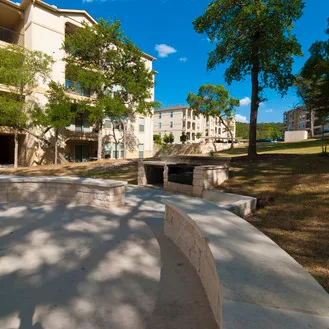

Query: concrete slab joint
[
  {"left": 0, "top": 175, "right": 127, "bottom": 209},
  {"left": 164, "top": 200, "right": 223, "bottom": 329}
]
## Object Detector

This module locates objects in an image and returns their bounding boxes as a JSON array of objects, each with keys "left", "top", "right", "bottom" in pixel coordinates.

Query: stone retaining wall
[
  {"left": 0, "top": 176, "right": 127, "bottom": 209},
  {"left": 164, "top": 201, "right": 222, "bottom": 329},
  {"left": 202, "top": 190, "right": 257, "bottom": 217}
]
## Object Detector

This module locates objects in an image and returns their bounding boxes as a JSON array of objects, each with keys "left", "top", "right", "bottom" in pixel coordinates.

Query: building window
[
  {"left": 104, "top": 142, "right": 112, "bottom": 158},
  {"left": 170, "top": 121, "right": 173, "bottom": 128},
  {"left": 105, "top": 116, "right": 111, "bottom": 129},
  {"left": 138, "top": 144, "right": 144, "bottom": 159},
  {"left": 139, "top": 117, "right": 145, "bottom": 133},
  {"left": 170, "top": 112, "right": 173, "bottom": 118},
  {"left": 159, "top": 112, "right": 162, "bottom": 119},
  {"left": 158, "top": 122, "right": 162, "bottom": 129},
  {"left": 75, "top": 114, "right": 90, "bottom": 133}
]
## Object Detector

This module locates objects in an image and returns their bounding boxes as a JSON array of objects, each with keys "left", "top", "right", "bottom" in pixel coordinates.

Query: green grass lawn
[
  {"left": 218, "top": 139, "right": 329, "bottom": 157},
  {"left": 218, "top": 140, "right": 329, "bottom": 292}
]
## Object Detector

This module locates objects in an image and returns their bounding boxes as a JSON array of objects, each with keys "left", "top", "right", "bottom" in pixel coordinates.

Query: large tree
[
  {"left": 296, "top": 21, "right": 329, "bottom": 138},
  {"left": 0, "top": 45, "right": 53, "bottom": 167},
  {"left": 31, "top": 82, "right": 76, "bottom": 164},
  {"left": 64, "top": 19, "right": 159, "bottom": 160},
  {"left": 193, "top": 0, "right": 304, "bottom": 157},
  {"left": 187, "top": 84, "right": 239, "bottom": 148}
]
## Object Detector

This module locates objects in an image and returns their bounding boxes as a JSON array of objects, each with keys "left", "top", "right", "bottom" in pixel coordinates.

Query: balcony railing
[
  {"left": 0, "top": 26, "right": 24, "bottom": 46},
  {"left": 65, "top": 79, "right": 90, "bottom": 97}
]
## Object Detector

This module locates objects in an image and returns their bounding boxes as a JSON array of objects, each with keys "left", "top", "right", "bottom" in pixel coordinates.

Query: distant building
[
  {"left": 283, "top": 106, "right": 329, "bottom": 137},
  {"left": 153, "top": 105, "right": 236, "bottom": 144},
  {"left": 283, "top": 106, "right": 311, "bottom": 132}
]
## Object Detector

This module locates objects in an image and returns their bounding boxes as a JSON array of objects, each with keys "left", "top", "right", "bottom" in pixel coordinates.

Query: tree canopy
[
  {"left": 193, "top": 0, "right": 304, "bottom": 157},
  {"left": 296, "top": 20, "right": 329, "bottom": 130},
  {"left": 187, "top": 84, "right": 239, "bottom": 148},
  {"left": 64, "top": 19, "right": 160, "bottom": 160},
  {"left": 0, "top": 45, "right": 53, "bottom": 167}
]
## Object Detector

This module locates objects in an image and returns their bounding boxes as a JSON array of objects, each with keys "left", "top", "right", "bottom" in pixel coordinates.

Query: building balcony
[
  {"left": 0, "top": 26, "right": 24, "bottom": 47},
  {"left": 65, "top": 79, "right": 91, "bottom": 97}
]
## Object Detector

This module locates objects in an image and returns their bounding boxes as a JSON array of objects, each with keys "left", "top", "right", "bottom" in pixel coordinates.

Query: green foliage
[
  {"left": 64, "top": 19, "right": 158, "bottom": 123},
  {"left": 64, "top": 18, "right": 160, "bottom": 159},
  {"left": 187, "top": 84, "right": 238, "bottom": 148},
  {"left": 163, "top": 133, "right": 169, "bottom": 144},
  {"left": 196, "top": 132, "right": 202, "bottom": 139},
  {"left": 236, "top": 122, "right": 283, "bottom": 139},
  {"left": 153, "top": 134, "right": 162, "bottom": 145},
  {"left": 180, "top": 132, "right": 189, "bottom": 144},
  {"left": 0, "top": 44, "right": 53, "bottom": 129},
  {"left": 296, "top": 20, "right": 329, "bottom": 122},
  {"left": 193, "top": 0, "right": 304, "bottom": 93},
  {"left": 31, "top": 82, "right": 75, "bottom": 130},
  {"left": 187, "top": 84, "right": 238, "bottom": 118},
  {"left": 193, "top": 0, "right": 304, "bottom": 156},
  {"left": 168, "top": 132, "right": 174, "bottom": 144}
]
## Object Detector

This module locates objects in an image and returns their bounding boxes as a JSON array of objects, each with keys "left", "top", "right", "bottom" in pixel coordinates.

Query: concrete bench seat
[
  {"left": 202, "top": 190, "right": 257, "bottom": 217},
  {"left": 164, "top": 196, "right": 329, "bottom": 329},
  {"left": 0, "top": 175, "right": 127, "bottom": 209}
]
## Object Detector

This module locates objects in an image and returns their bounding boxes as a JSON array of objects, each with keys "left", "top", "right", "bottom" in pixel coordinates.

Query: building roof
[
  {"left": 4, "top": 0, "right": 156, "bottom": 61},
  {"left": 156, "top": 104, "right": 189, "bottom": 112}
]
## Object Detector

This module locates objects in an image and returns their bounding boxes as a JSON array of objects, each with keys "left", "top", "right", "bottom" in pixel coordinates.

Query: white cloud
[
  {"left": 265, "top": 109, "right": 273, "bottom": 113},
  {"left": 240, "top": 97, "right": 251, "bottom": 107},
  {"left": 235, "top": 114, "right": 249, "bottom": 123},
  {"left": 155, "top": 44, "right": 177, "bottom": 58},
  {"left": 179, "top": 57, "right": 187, "bottom": 62}
]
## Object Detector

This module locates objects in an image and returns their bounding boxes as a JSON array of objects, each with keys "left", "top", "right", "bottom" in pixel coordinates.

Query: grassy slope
[{"left": 218, "top": 140, "right": 329, "bottom": 292}]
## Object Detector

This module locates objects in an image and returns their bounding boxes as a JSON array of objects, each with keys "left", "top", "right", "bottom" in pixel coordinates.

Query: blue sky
[{"left": 53, "top": 0, "right": 329, "bottom": 123}]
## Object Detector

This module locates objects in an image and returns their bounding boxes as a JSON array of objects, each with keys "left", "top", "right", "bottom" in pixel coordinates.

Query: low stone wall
[
  {"left": 202, "top": 190, "right": 257, "bottom": 217},
  {"left": 192, "top": 165, "right": 229, "bottom": 197},
  {"left": 138, "top": 158, "right": 229, "bottom": 197},
  {"left": 164, "top": 200, "right": 222, "bottom": 329},
  {"left": 0, "top": 176, "right": 127, "bottom": 209}
]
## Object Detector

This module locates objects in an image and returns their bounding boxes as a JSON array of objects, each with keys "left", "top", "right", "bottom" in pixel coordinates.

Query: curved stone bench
[
  {"left": 0, "top": 175, "right": 127, "bottom": 209},
  {"left": 202, "top": 190, "right": 257, "bottom": 217},
  {"left": 164, "top": 196, "right": 329, "bottom": 329},
  {"left": 164, "top": 199, "right": 222, "bottom": 328}
]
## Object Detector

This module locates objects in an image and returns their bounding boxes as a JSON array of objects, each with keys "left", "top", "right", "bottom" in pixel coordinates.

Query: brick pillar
[
  {"left": 138, "top": 160, "right": 147, "bottom": 186},
  {"left": 192, "top": 167, "right": 205, "bottom": 197}
]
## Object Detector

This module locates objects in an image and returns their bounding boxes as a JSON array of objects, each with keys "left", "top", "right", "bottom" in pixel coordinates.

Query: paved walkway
[
  {"left": 1, "top": 185, "right": 329, "bottom": 329},
  {"left": 0, "top": 187, "right": 217, "bottom": 329}
]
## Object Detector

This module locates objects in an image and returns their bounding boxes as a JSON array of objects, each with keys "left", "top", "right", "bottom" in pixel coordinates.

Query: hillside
[{"left": 236, "top": 122, "right": 283, "bottom": 139}]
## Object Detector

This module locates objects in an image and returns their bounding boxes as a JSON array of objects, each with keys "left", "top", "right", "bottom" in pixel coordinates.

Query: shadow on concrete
[{"left": 0, "top": 185, "right": 217, "bottom": 329}]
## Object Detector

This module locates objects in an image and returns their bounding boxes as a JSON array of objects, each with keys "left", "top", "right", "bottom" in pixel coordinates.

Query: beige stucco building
[
  {"left": 153, "top": 105, "right": 236, "bottom": 144},
  {"left": 0, "top": 0, "right": 155, "bottom": 166}
]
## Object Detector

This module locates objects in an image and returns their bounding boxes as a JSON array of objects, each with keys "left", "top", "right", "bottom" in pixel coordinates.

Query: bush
[
  {"left": 153, "top": 134, "right": 162, "bottom": 145},
  {"left": 180, "top": 132, "right": 188, "bottom": 144}
]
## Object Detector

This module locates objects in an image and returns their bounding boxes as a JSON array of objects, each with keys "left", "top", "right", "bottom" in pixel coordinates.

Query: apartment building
[
  {"left": 283, "top": 106, "right": 329, "bottom": 137},
  {"left": 0, "top": 0, "right": 155, "bottom": 166},
  {"left": 153, "top": 105, "right": 236, "bottom": 144}
]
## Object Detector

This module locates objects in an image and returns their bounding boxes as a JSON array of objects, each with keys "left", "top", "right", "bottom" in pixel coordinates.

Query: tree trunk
[
  {"left": 54, "top": 128, "right": 58, "bottom": 165},
  {"left": 220, "top": 117, "right": 234, "bottom": 149},
  {"left": 97, "top": 122, "right": 103, "bottom": 161},
  {"left": 14, "top": 129, "right": 19, "bottom": 168},
  {"left": 310, "top": 109, "right": 315, "bottom": 138},
  {"left": 248, "top": 60, "right": 260, "bottom": 158}
]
